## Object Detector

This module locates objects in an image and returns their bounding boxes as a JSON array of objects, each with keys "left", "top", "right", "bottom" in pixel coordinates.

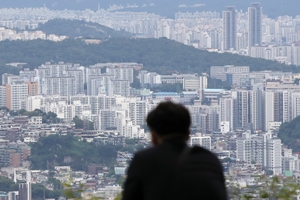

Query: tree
[
  {"left": 227, "top": 175, "right": 300, "bottom": 200},
  {"left": 73, "top": 116, "right": 84, "bottom": 129},
  {"left": 18, "top": 109, "right": 27, "bottom": 115},
  {"left": 0, "top": 107, "right": 9, "bottom": 112},
  {"left": 36, "top": 19, "right": 132, "bottom": 39},
  {"left": 0, "top": 176, "right": 18, "bottom": 192},
  {"left": 29, "top": 134, "right": 120, "bottom": 170},
  {"left": 278, "top": 116, "right": 300, "bottom": 152}
]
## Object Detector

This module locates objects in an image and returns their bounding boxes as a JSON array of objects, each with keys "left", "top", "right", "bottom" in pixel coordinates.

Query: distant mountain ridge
[
  {"left": 35, "top": 19, "right": 132, "bottom": 39},
  {"left": 1, "top": 0, "right": 300, "bottom": 18},
  {"left": 0, "top": 38, "right": 297, "bottom": 74}
]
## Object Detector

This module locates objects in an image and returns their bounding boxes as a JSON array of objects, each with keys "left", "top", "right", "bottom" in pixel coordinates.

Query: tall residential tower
[
  {"left": 223, "top": 6, "right": 237, "bottom": 50},
  {"left": 248, "top": 3, "right": 262, "bottom": 47}
]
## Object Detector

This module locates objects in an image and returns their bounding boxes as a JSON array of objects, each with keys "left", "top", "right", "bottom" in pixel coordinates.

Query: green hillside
[
  {"left": 29, "top": 134, "right": 142, "bottom": 170},
  {"left": 0, "top": 38, "right": 298, "bottom": 74},
  {"left": 35, "top": 19, "right": 132, "bottom": 39},
  {"left": 278, "top": 116, "right": 300, "bottom": 152},
  {"left": 30, "top": 134, "right": 118, "bottom": 170}
]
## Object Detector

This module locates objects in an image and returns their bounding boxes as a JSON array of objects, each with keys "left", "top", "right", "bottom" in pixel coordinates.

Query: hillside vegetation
[
  {"left": 30, "top": 134, "right": 142, "bottom": 170},
  {"left": 0, "top": 176, "right": 62, "bottom": 199},
  {"left": 0, "top": 38, "right": 298, "bottom": 75},
  {"left": 36, "top": 19, "right": 132, "bottom": 39},
  {"left": 278, "top": 116, "right": 300, "bottom": 152},
  {"left": 30, "top": 134, "right": 118, "bottom": 170}
]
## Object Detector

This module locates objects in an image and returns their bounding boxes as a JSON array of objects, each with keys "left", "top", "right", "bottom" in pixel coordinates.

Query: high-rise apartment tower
[
  {"left": 248, "top": 3, "right": 262, "bottom": 46},
  {"left": 222, "top": 6, "right": 237, "bottom": 50}
]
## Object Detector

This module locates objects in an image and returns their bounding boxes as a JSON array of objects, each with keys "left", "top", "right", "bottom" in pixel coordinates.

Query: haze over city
[
  {"left": 0, "top": 1, "right": 300, "bottom": 200},
  {"left": 1, "top": 0, "right": 300, "bottom": 17}
]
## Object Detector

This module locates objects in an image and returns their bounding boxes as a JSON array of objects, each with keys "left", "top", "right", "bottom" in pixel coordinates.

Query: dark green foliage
[
  {"left": 265, "top": 170, "right": 274, "bottom": 176},
  {"left": 125, "top": 138, "right": 139, "bottom": 145},
  {"left": 32, "top": 184, "right": 62, "bottom": 199},
  {"left": 0, "top": 38, "right": 297, "bottom": 75},
  {"left": 0, "top": 176, "right": 61, "bottom": 199},
  {"left": 0, "top": 65, "right": 21, "bottom": 83},
  {"left": 36, "top": 19, "right": 132, "bottom": 39},
  {"left": 0, "top": 107, "right": 9, "bottom": 112},
  {"left": 131, "top": 69, "right": 140, "bottom": 89},
  {"left": 29, "top": 134, "right": 119, "bottom": 170},
  {"left": 0, "top": 176, "right": 18, "bottom": 192},
  {"left": 278, "top": 116, "right": 300, "bottom": 152},
  {"left": 73, "top": 116, "right": 84, "bottom": 129},
  {"left": 73, "top": 116, "right": 94, "bottom": 130},
  {"left": 48, "top": 178, "right": 63, "bottom": 190},
  {"left": 42, "top": 111, "right": 60, "bottom": 124},
  {"left": 13, "top": 109, "right": 60, "bottom": 123}
]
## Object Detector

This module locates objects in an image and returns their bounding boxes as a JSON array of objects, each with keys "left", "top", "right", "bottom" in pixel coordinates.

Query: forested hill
[
  {"left": 0, "top": 38, "right": 298, "bottom": 74},
  {"left": 30, "top": 134, "right": 118, "bottom": 170},
  {"left": 35, "top": 19, "right": 132, "bottom": 39},
  {"left": 278, "top": 116, "right": 300, "bottom": 152}
]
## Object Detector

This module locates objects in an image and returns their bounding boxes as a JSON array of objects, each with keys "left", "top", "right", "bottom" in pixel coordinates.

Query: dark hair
[{"left": 146, "top": 101, "right": 191, "bottom": 137}]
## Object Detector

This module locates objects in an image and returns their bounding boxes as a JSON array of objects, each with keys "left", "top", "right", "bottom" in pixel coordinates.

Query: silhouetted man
[{"left": 122, "top": 102, "right": 227, "bottom": 200}]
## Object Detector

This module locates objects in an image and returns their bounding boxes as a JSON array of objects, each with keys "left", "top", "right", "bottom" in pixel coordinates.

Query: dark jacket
[{"left": 122, "top": 138, "right": 227, "bottom": 200}]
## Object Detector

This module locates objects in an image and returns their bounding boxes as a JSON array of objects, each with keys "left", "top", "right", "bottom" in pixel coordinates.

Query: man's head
[{"left": 146, "top": 101, "right": 191, "bottom": 145}]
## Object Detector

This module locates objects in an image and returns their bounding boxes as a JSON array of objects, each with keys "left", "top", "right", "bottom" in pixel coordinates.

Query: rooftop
[
  {"left": 153, "top": 92, "right": 178, "bottom": 95},
  {"left": 204, "top": 89, "right": 226, "bottom": 92}
]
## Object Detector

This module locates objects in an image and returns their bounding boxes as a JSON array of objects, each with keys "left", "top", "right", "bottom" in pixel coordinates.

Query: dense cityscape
[{"left": 0, "top": 1, "right": 300, "bottom": 200}]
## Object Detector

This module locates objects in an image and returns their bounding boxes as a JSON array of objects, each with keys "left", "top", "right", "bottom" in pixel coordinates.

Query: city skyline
[
  {"left": 0, "top": 0, "right": 299, "bottom": 18},
  {"left": 0, "top": 1, "right": 300, "bottom": 199}
]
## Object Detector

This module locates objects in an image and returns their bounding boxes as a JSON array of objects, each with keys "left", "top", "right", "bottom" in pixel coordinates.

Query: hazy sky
[{"left": 1, "top": 0, "right": 299, "bottom": 18}]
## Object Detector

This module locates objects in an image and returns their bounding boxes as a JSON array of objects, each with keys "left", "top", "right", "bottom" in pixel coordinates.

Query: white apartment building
[
  {"left": 183, "top": 76, "right": 208, "bottom": 91},
  {"left": 6, "top": 81, "right": 28, "bottom": 111},
  {"left": 220, "top": 121, "right": 230, "bottom": 134},
  {"left": 129, "top": 100, "right": 147, "bottom": 126},
  {"left": 0, "top": 86, "right": 6, "bottom": 108},
  {"left": 120, "top": 119, "right": 145, "bottom": 139},
  {"left": 2, "top": 73, "right": 19, "bottom": 85},
  {"left": 99, "top": 110, "right": 116, "bottom": 130},
  {"left": 139, "top": 70, "right": 162, "bottom": 88},
  {"left": 37, "top": 62, "right": 73, "bottom": 78},
  {"left": 210, "top": 65, "right": 250, "bottom": 81},
  {"left": 232, "top": 90, "right": 249, "bottom": 130},
  {"left": 237, "top": 132, "right": 282, "bottom": 174},
  {"left": 70, "top": 95, "right": 116, "bottom": 115},
  {"left": 87, "top": 75, "right": 114, "bottom": 96},
  {"left": 292, "top": 92, "right": 300, "bottom": 119},
  {"left": 26, "top": 96, "right": 42, "bottom": 111},
  {"left": 189, "top": 133, "right": 212, "bottom": 151},
  {"left": 113, "top": 80, "right": 130, "bottom": 97},
  {"left": 266, "top": 138, "right": 282, "bottom": 174},
  {"left": 106, "top": 67, "right": 134, "bottom": 83},
  {"left": 189, "top": 104, "right": 219, "bottom": 134},
  {"left": 249, "top": 45, "right": 300, "bottom": 66},
  {"left": 66, "top": 69, "right": 85, "bottom": 95},
  {"left": 161, "top": 74, "right": 198, "bottom": 84},
  {"left": 249, "top": 84, "right": 264, "bottom": 131},
  {"left": 219, "top": 98, "right": 234, "bottom": 131},
  {"left": 236, "top": 132, "right": 266, "bottom": 165},
  {"left": 42, "top": 77, "right": 75, "bottom": 96}
]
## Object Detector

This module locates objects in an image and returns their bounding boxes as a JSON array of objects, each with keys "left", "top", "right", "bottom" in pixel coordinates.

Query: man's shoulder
[
  {"left": 134, "top": 145, "right": 163, "bottom": 158},
  {"left": 191, "top": 146, "right": 221, "bottom": 163},
  {"left": 134, "top": 145, "right": 219, "bottom": 161}
]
